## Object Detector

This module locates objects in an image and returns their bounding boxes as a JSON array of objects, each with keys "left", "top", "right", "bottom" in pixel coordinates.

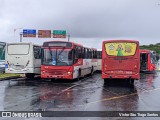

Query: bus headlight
[{"left": 67, "top": 72, "right": 72, "bottom": 75}]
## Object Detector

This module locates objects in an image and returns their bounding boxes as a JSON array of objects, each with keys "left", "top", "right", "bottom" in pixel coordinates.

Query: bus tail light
[
  {"left": 134, "top": 65, "right": 137, "bottom": 69},
  {"left": 104, "top": 64, "right": 107, "bottom": 70}
]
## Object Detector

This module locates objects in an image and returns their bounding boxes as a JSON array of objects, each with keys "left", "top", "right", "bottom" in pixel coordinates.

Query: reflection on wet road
[{"left": 0, "top": 72, "right": 160, "bottom": 119}]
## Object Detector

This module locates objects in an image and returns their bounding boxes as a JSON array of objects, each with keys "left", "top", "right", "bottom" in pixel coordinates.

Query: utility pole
[
  {"left": 67, "top": 33, "right": 70, "bottom": 42},
  {"left": 14, "top": 28, "right": 22, "bottom": 42},
  {"left": 20, "top": 32, "right": 23, "bottom": 42}
]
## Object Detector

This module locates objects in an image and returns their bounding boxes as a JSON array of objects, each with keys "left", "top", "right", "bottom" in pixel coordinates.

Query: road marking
[{"left": 84, "top": 87, "right": 160, "bottom": 110}]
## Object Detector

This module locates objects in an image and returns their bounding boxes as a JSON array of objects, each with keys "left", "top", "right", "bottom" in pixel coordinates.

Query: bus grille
[{"left": 46, "top": 70, "right": 66, "bottom": 75}]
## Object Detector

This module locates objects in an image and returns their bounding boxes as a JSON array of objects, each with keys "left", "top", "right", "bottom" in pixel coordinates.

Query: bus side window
[
  {"left": 73, "top": 46, "right": 78, "bottom": 63},
  {"left": 90, "top": 49, "right": 93, "bottom": 59},
  {"left": 78, "top": 47, "right": 82, "bottom": 58},
  {"left": 84, "top": 48, "right": 87, "bottom": 59},
  {"left": 87, "top": 49, "right": 89, "bottom": 59},
  {"left": 89, "top": 49, "right": 92, "bottom": 59},
  {"left": 81, "top": 47, "right": 85, "bottom": 58},
  {"left": 34, "top": 46, "right": 41, "bottom": 59}
]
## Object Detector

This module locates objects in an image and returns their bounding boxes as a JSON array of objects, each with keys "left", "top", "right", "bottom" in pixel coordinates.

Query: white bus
[
  {"left": 96, "top": 49, "right": 102, "bottom": 71},
  {"left": 0, "top": 42, "right": 6, "bottom": 73},
  {"left": 5, "top": 42, "right": 41, "bottom": 78}
]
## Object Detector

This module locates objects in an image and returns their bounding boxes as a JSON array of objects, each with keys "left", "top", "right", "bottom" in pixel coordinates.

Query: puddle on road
[{"left": 0, "top": 72, "right": 160, "bottom": 111}]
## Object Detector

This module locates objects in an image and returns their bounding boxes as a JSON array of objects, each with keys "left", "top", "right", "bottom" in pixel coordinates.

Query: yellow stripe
[{"left": 87, "top": 87, "right": 160, "bottom": 105}]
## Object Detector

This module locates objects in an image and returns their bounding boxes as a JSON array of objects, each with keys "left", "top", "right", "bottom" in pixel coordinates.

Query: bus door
[
  {"left": 140, "top": 53, "right": 148, "bottom": 71},
  {"left": 33, "top": 46, "right": 41, "bottom": 73}
]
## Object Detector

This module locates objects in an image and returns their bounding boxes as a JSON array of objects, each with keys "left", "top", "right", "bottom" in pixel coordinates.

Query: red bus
[
  {"left": 102, "top": 40, "right": 140, "bottom": 85},
  {"left": 41, "top": 41, "right": 97, "bottom": 80},
  {"left": 140, "top": 49, "right": 156, "bottom": 72}
]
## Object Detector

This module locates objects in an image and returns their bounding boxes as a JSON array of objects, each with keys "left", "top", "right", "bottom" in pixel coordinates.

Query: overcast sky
[{"left": 0, "top": 0, "right": 160, "bottom": 49}]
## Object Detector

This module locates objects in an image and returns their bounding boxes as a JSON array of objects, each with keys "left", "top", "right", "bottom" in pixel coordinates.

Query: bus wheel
[
  {"left": 25, "top": 73, "right": 35, "bottom": 79},
  {"left": 51, "top": 79, "right": 55, "bottom": 82},
  {"left": 77, "top": 70, "right": 81, "bottom": 80},
  {"left": 130, "top": 79, "right": 134, "bottom": 86},
  {"left": 104, "top": 79, "right": 109, "bottom": 85}
]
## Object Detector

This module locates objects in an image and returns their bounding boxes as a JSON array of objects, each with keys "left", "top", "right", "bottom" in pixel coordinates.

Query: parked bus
[
  {"left": 5, "top": 42, "right": 41, "bottom": 78},
  {"left": 96, "top": 49, "right": 102, "bottom": 71},
  {"left": 102, "top": 40, "right": 140, "bottom": 85},
  {"left": 0, "top": 42, "right": 6, "bottom": 73},
  {"left": 41, "top": 41, "right": 97, "bottom": 80},
  {"left": 140, "top": 49, "right": 157, "bottom": 72}
]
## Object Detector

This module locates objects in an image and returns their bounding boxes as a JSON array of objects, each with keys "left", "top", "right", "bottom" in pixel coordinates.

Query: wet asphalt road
[{"left": 0, "top": 72, "right": 160, "bottom": 120}]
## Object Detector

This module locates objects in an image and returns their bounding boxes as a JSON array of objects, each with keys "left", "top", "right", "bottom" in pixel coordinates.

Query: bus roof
[
  {"left": 103, "top": 40, "right": 139, "bottom": 44},
  {"left": 42, "top": 40, "right": 83, "bottom": 47},
  {"left": 7, "top": 42, "right": 41, "bottom": 46},
  {"left": 140, "top": 49, "right": 150, "bottom": 53},
  {"left": 0, "top": 42, "right": 6, "bottom": 45}
]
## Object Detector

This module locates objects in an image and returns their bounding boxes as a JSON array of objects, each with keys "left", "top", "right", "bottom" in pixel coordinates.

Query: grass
[{"left": 0, "top": 73, "right": 21, "bottom": 79}]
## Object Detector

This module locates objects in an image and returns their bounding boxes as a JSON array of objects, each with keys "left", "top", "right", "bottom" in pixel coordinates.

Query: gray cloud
[{"left": 0, "top": 0, "right": 160, "bottom": 49}]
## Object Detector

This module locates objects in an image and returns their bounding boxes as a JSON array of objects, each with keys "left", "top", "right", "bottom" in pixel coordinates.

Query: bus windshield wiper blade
[
  {"left": 48, "top": 47, "right": 53, "bottom": 57},
  {"left": 57, "top": 47, "right": 65, "bottom": 57}
]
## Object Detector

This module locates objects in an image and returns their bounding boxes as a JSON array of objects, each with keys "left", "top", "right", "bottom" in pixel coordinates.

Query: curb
[{"left": 0, "top": 76, "right": 23, "bottom": 81}]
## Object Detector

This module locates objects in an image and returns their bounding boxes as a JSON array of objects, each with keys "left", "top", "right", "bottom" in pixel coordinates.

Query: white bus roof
[{"left": 6, "top": 42, "right": 41, "bottom": 46}]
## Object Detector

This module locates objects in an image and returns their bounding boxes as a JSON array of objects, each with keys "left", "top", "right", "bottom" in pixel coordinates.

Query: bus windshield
[
  {"left": 105, "top": 42, "right": 137, "bottom": 56},
  {"left": 42, "top": 48, "right": 73, "bottom": 66}
]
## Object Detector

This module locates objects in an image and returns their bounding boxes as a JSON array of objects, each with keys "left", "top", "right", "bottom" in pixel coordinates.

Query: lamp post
[
  {"left": 14, "top": 28, "right": 22, "bottom": 42},
  {"left": 20, "top": 32, "right": 23, "bottom": 42},
  {"left": 66, "top": 33, "right": 70, "bottom": 42}
]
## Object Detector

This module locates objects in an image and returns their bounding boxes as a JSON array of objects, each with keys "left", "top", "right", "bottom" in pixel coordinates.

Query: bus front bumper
[
  {"left": 5, "top": 68, "right": 34, "bottom": 74},
  {"left": 41, "top": 72, "right": 73, "bottom": 80}
]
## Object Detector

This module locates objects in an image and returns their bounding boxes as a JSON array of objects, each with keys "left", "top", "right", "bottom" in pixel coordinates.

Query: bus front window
[{"left": 42, "top": 49, "right": 73, "bottom": 66}]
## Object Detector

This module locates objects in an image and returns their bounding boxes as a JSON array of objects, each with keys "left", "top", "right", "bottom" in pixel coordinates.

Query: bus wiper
[
  {"left": 57, "top": 47, "right": 65, "bottom": 57},
  {"left": 48, "top": 47, "right": 53, "bottom": 57},
  {"left": 57, "top": 47, "right": 66, "bottom": 62}
]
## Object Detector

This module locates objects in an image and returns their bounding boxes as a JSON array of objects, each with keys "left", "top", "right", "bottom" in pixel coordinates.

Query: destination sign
[
  {"left": 38, "top": 30, "right": 51, "bottom": 38},
  {"left": 43, "top": 42, "right": 72, "bottom": 47}
]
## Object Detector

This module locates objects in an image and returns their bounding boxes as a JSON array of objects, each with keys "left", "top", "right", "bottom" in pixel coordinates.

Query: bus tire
[
  {"left": 77, "top": 69, "right": 81, "bottom": 80},
  {"left": 130, "top": 79, "right": 134, "bottom": 86},
  {"left": 25, "top": 73, "right": 35, "bottom": 79},
  {"left": 104, "top": 79, "right": 109, "bottom": 85}
]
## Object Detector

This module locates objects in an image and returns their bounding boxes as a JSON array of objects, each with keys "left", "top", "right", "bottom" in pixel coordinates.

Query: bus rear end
[
  {"left": 5, "top": 43, "right": 36, "bottom": 78},
  {"left": 102, "top": 40, "right": 140, "bottom": 84}
]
